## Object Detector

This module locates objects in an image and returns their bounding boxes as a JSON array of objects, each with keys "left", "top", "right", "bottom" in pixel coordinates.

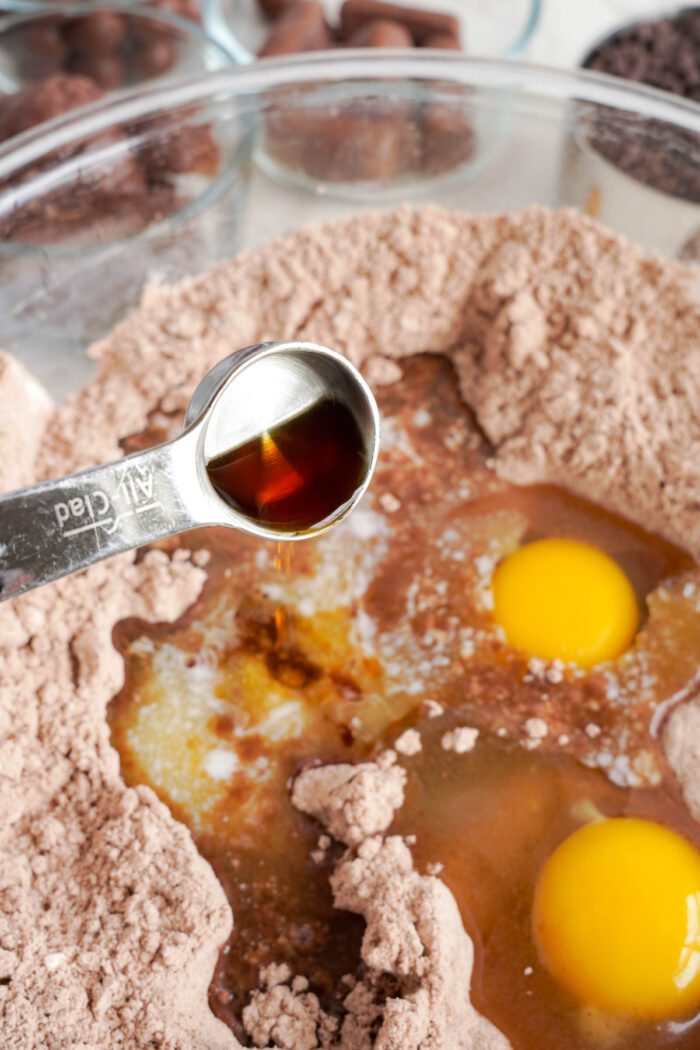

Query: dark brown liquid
[{"left": 206, "top": 399, "right": 367, "bottom": 532}]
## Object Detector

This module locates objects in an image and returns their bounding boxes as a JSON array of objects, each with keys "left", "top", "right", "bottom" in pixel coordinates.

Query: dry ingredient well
[
  {"left": 2, "top": 205, "right": 700, "bottom": 1050},
  {"left": 111, "top": 353, "right": 700, "bottom": 1050}
]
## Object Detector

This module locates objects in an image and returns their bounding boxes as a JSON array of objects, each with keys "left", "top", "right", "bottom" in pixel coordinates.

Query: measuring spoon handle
[{"left": 0, "top": 433, "right": 203, "bottom": 603}]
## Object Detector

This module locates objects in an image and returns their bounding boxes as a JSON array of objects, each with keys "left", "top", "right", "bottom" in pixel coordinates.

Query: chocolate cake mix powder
[{"left": 2, "top": 205, "right": 700, "bottom": 1049}]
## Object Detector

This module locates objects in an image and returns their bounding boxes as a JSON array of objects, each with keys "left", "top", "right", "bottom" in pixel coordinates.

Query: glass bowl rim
[
  {"left": 2, "top": 51, "right": 700, "bottom": 259},
  {"left": 4, "top": 51, "right": 700, "bottom": 175}
]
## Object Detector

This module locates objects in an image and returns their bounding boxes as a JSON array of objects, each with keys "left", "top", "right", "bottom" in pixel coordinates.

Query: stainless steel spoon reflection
[{"left": 0, "top": 341, "right": 380, "bottom": 602}]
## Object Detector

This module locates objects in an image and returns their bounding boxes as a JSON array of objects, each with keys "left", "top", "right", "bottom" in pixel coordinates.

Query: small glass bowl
[
  {"left": 559, "top": 5, "right": 700, "bottom": 260},
  {"left": 0, "top": 5, "right": 242, "bottom": 399},
  {"left": 0, "top": 66, "right": 251, "bottom": 397},
  {"left": 0, "top": 4, "right": 237, "bottom": 96},
  {"left": 204, "top": 0, "right": 542, "bottom": 63}
]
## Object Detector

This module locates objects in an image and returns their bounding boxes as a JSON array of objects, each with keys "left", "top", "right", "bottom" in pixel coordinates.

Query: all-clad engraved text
[{"left": 53, "top": 463, "right": 163, "bottom": 540}]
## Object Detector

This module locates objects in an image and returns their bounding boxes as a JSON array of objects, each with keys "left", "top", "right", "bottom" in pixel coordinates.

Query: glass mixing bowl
[
  {"left": 2, "top": 51, "right": 700, "bottom": 1050},
  {"left": 0, "top": 52, "right": 699, "bottom": 400}
]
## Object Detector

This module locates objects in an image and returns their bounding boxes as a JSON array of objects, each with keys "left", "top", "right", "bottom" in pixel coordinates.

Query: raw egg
[
  {"left": 533, "top": 817, "right": 700, "bottom": 1020},
  {"left": 492, "top": 538, "right": 638, "bottom": 666}
]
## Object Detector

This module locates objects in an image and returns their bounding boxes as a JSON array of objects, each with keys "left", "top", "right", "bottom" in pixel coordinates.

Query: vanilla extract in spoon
[{"left": 206, "top": 398, "right": 368, "bottom": 533}]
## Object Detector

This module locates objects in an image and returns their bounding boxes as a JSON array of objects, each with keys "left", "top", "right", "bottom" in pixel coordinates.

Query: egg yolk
[
  {"left": 533, "top": 818, "right": 700, "bottom": 1020},
  {"left": 491, "top": 538, "right": 638, "bottom": 667}
]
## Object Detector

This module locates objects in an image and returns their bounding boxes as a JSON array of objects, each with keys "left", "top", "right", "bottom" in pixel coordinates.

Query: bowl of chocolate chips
[
  {"left": 561, "top": 5, "right": 700, "bottom": 256},
  {"left": 2, "top": 39, "right": 700, "bottom": 1050}
]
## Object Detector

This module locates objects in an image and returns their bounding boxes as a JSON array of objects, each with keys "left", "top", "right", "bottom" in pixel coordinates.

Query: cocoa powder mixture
[{"left": 2, "top": 205, "right": 700, "bottom": 1049}]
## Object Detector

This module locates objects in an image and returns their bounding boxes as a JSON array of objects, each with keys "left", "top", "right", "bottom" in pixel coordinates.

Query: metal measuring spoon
[{"left": 0, "top": 341, "right": 380, "bottom": 603}]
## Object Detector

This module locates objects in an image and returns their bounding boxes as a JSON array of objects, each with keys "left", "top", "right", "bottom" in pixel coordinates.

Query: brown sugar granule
[
  {"left": 441, "top": 726, "right": 479, "bottom": 754},
  {"left": 243, "top": 964, "right": 338, "bottom": 1049},
  {"left": 395, "top": 727, "right": 422, "bottom": 755}
]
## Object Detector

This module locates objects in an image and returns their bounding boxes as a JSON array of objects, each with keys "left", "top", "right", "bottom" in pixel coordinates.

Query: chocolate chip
[
  {"left": 257, "top": 0, "right": 299, "bottom": 17},
  {"left": 70, "top": 53, "right": 125, "bottom": 91},
  {"left": 584, "top": 9, "right": 700, "bottom": 99},
  {"left": 264, "top": 97, "right": 421, "bottom": 181},
  {"left": 345, "top": 18, "right": 413, "bottom": 48},
  {"left": 138, "top": 120, "right": 219, "bottom": 178},
  {"left": 130, "top": 1, "right": 195, "bottom": 48},
  {"left": 423, "top": 31, "right": 460, "bottom": 49},
  {"left": 23, "top": 20, "right": 68, "bottom": 61},
  {"left": 131, "top": 38, "right": 177, "bottom": 79},
  {"left": 64, "top": 12, "right": 127, "bottom": 57},
  {"left": 0, "top": 73, "right": 102, "bottom": 143},
  {"left": 421, "top": 97, "right": 475, "bottom": 174},
  {"left": 14, "top": 21, "right": 68, "bottom": 78},
  {"left": 258, "top": 1, "right": 332, "bottom": 57},
  {"left": 340, "top": 0, "right": 460, "bottom": 46}
]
